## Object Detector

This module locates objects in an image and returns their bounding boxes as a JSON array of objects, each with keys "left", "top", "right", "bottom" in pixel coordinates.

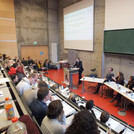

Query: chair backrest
[
  {"left": 124, "top": 80, "right": 128, "bottom": 87},
  {"left": 21, "top": 96, "right": 33, "bottom": 116}
]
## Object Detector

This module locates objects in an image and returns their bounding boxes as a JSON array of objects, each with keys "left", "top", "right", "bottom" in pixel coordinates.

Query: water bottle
[
  {"left": 109, "top": 80, "right": 110, "bottom": 84},
  {"left": 7, "top": 117, "right": 27, "bottom": 134},
  {"left": 93, "top": 76, "right": 95, "bottom": 79},
  {"left": 61, "top": 85, "right": 64, "bottom": 90},
  {"left": 107, "top": 124, "right": 111, "bottom": 134},
  {"left": 131, "top": 92, "right": 133, "bottom": 98},
  {"left": 4, "top": 97, "right": 15, "bottom": 120},
  {"left": 117, "top": 83, "right": 119, "bottom": 89}
]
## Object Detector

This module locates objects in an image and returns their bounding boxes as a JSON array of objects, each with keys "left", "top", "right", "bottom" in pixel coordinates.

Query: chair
[
  {"left": 87, "top": 68, "right": 97, "bottom": 90},
  {"left": 89, "top": 68, "right": 97, "bottom": 78}
]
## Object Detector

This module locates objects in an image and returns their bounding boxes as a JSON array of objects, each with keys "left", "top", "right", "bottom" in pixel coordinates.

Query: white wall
[{"left": 105, "top": 0, "right": 134, "bottom": 30}]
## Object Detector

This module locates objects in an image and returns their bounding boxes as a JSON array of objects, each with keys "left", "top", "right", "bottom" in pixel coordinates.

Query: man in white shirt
[
  {"left": 22, "top": 81, "right": 48, "bottom": 106},
  {"left": 16, "top": 73, "right": 38, "bottom": 96}
]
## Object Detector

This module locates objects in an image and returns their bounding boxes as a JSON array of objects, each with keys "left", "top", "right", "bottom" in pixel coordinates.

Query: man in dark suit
[
  {"left": 73, "top": 57, "right": 84, "bottom": 85},
  {"left": 94, "top": 67, "right": 114, "bottom": 94}
]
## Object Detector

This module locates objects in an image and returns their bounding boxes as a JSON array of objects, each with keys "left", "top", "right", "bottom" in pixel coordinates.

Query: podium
[{"left": 64, "top": 68, "right": 79, "bottom": 89}]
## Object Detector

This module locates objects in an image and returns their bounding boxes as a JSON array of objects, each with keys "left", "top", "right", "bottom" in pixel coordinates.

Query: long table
[
  {"left": 105, "top": 81, "right": 134, "bottom": 112},
  {"left": 0, "top": 72, "right": 20, "bottom": 131},
  {"left": 81, "top": 77, "right": 134, "bottom": 103},
  {"left": 80, "top": 77, "right": 105, "bottom": 93},
  {"left": 105, "top": 82, "right": 134, "bottom": 103}
]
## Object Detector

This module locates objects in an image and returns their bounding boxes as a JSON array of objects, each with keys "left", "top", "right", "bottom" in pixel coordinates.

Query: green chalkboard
[{"left": 104, "top": 29, "right": 134, "bottom": 55}]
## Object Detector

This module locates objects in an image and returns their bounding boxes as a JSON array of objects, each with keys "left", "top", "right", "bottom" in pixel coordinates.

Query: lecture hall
[{"left": 0, "top": 0, "right": 134, "bottom": 134}]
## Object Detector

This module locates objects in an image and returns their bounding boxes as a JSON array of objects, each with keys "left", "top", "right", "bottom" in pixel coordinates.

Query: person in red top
[{"left": 8, "top": 63, "right": 18, "bottom": 75}]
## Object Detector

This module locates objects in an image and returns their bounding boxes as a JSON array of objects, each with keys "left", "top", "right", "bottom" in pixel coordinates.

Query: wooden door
[{"left": 21, "top": 45, "right": 48, "bottom": 62}]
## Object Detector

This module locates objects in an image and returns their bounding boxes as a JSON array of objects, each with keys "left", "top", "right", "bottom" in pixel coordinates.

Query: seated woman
[
  {"left": 110, "top": 72, "right": 124, "bottom": 107},
  {"left": 127, "top": 76, "right": 134, "bottom": 92},
  {"left": 43, "top": 59, "right": 50, "bottom": 70},
  {"left": 41, "top": 100, "right": 66, "bottom": 134},
  {"left": 37, "top": 60, "right": 44, "bottom": 71},
  {"left": 65, "top": 110, "right": 100, "bottom": 134}
]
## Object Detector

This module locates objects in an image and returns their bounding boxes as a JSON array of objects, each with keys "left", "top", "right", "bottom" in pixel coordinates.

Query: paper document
[
  {"left": 106, "top": 118, "right": 119, "bottom": 130},
  {"left": 0, "top": 91, "right": 3, "bottom": 97},
  {"left": 0, "top": 78, "right": 10, "bottom": 84},
  {"left": 62, "top": 101, "right": 76, "bottom": 116},
  {"left": 66, "top": 114, "right": 74, "bottom": 127},
  {"left": 92, "top": 108, "right": 102, "bottom": 120}
]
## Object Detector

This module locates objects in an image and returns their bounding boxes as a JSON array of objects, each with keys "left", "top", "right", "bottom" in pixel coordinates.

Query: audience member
[
  {"left": 41, "top": 100, "right": 66, "bottom": 134},
  {"left": 127, "top": 76, "right": 134, "bottom": 91},
  {"left": 21, "top": 57, "right": 28, "bottom": 66},
  {"left": 10, "top": 74, "right": 18, "bottom": 85},
  {"left": 29, "top": 86, "right": 51, "bottom": 125},
  {"left": 13, "top": 56, "right": 18, "bottom": 62},
  {"left": 37, "top": 60, "right": 43, "bottom": 71},
  {"left": 23, "top": 81, "right": 48, "bottom": 106},
  {"left": 3, "top": 60, "right": 11, "bottom": 72},
  {"left": 2, "top": 54, "right": 6, "bottom": 61},
  {"left": 68, "top": 92, "right": 76, "bottom": 103},
  {"left": 0, "top": 55, "right": 3, "bottom": 62},
  {"left": 16, "top": 73, "right": 38, "bottom": 96},
  {"left": 65, "top": 110, "right": 100, "bottom": 134},
  {"left": 94, "top": 67, "right": 114, "bottom": 94},
  {"left": 110, "top": 72, "right": 124, "bottom": 107},
  {"left": 16, "top": 59, "right": 22, "bottom": 66},
  {"left": 33, "top": 59, "right": 38, "bottom": 70},
  {"left": 43, "top": 59, "right": 50, "bottom": 69},
  {"left": 86, "top": 100, "right": 96, "bottom": 118},
  {"left": 8, "top": 63, "right": 18, "bottom": 75},
  {"left": 100, "top": 111, "right": 110, "bottom": 124},
  {"left": 28, "top": 56, "right": 34, "bottom": 66},
  {"left": 16, "top": 66, "right": 26, "bottom": 83}
]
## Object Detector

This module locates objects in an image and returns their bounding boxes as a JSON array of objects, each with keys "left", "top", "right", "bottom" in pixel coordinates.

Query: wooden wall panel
[
  {"left": 0, "top": 42, "right": 18, "bottom": 58},
  {"left": 0, "top": 0, "right": 15, "bottom": 19},
  {"left": 0, "top": 19, "right": 16, "bottom": 40},
  {"left": 0, "top": 0, "right": 18, "bottom": 57},
  {"left": 21, "top": 45, "right": 48, "bottom": 62}
]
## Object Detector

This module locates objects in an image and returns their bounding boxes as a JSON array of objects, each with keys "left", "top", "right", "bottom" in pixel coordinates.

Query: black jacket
[{"left": 73, "top": 61, "right": 84, "bottom": 73}]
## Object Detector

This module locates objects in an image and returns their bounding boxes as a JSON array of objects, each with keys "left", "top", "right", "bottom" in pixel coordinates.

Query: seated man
[
  {"left": 100, "top": 111, "right": 110, "bottom": 124},
  {"left": 16, "top": 73, "right": 38, "bottom": 96},
  {"left": 94, "top": 67, "right": 114, "bottom": 94},
  {"left": 68, "top": 92, "right": 76, "bottom": 103},
  {"left": 23, "top": 81, "right": 48, "bottom": 106},
  {"left": 41, "top": 100, "right": 66, "bottom": 134},
  {"left": 29, "top": 86, "right": 52, "bottom": 126},
  {"left": 86, "top": 100, "right": 96, "bottom": 118},
  {"left": 27, "top": 56, "right": 34, "bottom": 66},
  {"left": 21, "top": 57, "right": 28, "bottom": 66}
]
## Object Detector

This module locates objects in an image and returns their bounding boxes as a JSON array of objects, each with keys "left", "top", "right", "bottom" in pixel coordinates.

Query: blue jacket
[{"left": 29, "top": 99, "right": 47, "bottom": 125}]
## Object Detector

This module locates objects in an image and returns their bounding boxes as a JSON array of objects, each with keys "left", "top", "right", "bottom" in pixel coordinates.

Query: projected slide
[
  {"left": 64, "top": 7, "right": 93, "bottom": 40},
  {"left": 64, "top": 0, "right": 94, "bottom": 51}
]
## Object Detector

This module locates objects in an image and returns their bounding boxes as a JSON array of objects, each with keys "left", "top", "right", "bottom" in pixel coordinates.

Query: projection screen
[{"left": 63, "top": 0, "right": 94, "bottom": 51}]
